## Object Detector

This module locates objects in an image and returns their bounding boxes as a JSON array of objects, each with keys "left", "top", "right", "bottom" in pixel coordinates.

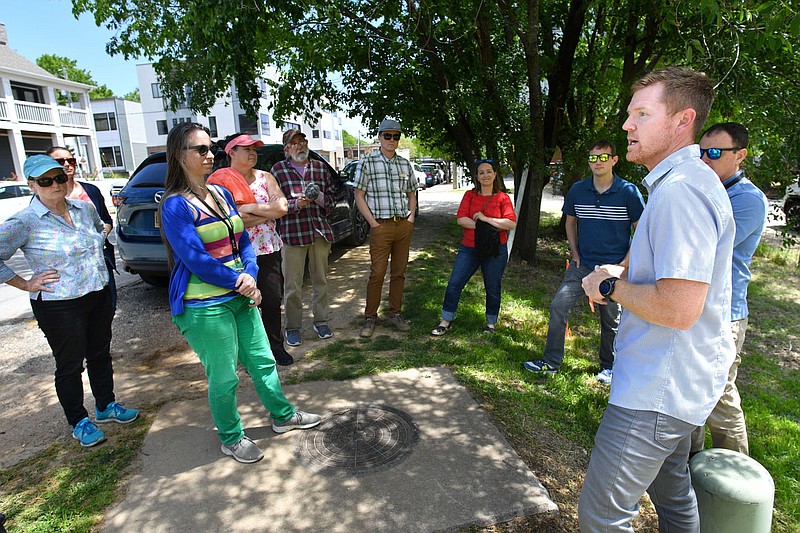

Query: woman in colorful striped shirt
[{"left": 158, "top": 122, "right": 320, "bottom": 464}]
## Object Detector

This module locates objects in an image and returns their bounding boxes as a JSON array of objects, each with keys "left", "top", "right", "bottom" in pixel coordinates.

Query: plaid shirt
[
  {"left": 270, "top": 158, "right": 336, "bottom": 246},
  {"left": 354, "top": 150, "right": 418, "bottom": 218}
]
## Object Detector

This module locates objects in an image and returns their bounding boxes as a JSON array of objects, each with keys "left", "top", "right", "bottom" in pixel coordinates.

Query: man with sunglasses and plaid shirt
[
  {"left": 524, "top": 139, "right": 644, "bottom": 383},
  {"left": 354, "top": 118, "right": 418, "bottom": 337},
  {"left": 690, "top": 122, "right": 768, "bottom": 457}
]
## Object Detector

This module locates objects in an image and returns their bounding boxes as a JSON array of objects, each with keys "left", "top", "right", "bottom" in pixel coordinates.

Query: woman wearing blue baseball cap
[{"left": 0, "top": 154, "right": 139, "bottom": 448}]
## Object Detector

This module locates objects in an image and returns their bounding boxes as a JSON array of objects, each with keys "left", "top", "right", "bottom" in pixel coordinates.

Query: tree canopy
[
  {"left": 72, "top": 0, "right": 800, "bottom": 261},
  {"left": 36, "top": 53, "right": 115, "bottom": 101}
]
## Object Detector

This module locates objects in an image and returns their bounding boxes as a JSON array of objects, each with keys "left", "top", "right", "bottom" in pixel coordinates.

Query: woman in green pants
[{"left": 159, "top": 122, "right": 320, "bottom": 464}]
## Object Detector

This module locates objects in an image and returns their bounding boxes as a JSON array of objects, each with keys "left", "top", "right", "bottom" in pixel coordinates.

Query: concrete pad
[{"left": 101, "top": 367, "right": 556, "bottom": 532}]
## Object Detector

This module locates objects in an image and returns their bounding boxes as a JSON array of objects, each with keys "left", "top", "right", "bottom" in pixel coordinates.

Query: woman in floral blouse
[{"left": 207, "top": 133, "right": 292, "bottom": 365}]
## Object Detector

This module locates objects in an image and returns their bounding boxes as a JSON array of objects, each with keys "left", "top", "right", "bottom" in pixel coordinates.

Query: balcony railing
[{"left": 0, "top": 97, "right": 90, "bottom": 129}]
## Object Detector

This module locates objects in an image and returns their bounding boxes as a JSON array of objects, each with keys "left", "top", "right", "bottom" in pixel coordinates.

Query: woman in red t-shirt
[{"left": 431, "top": 160, "right": 517, "bottom": 335}]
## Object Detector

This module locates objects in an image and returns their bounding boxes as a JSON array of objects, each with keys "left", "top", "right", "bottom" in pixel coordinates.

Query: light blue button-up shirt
[
  {"left": 723, "top": 172, "right": 768, "bottom": 321},
  {"left": 0, "top": 196, "right": 108, "bottom": 300},
  {"left": 609, "top": 145, "right": 736, "bottom": 425}
]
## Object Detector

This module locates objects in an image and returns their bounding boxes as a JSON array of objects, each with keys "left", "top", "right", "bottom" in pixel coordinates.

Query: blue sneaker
[
  {"left": 596, "top": 368, "right": 613, "bottom": 384},
  {"left": 523, "top": 359, "right": 558, "bottom": 374},
  {"left": 313, "top": 324, "right": 333, "bottom": 339},
  {"left": 96, "top": 401, "right": 140, "bottom": 424},
  {"left": 285, "top": 329, "right": 302, "bottom": 347},
  {"left": 72, "top": 417, "right": 106, "bottom": 447}
]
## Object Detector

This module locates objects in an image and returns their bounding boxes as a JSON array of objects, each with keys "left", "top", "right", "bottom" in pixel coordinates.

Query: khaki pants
[
  {"left": 281, "top": 237, "right": 331, "bottom": 330},
  {"left": 365, "top": 218, "right": 414, "bottom": 318},
  {"left": 691, "top": 317, "right": 749, "bottom": 455}
]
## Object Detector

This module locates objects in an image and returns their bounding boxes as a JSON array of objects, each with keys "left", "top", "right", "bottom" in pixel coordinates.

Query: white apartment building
[
  {"left": 91, "top": 97, "right": 148, "bottom": 176},
  {"left": 0, "top": 23, "right": 101, "bottom": 180},
  {"left": 137, "top": 64, "right": 346, "bottom": 169}
]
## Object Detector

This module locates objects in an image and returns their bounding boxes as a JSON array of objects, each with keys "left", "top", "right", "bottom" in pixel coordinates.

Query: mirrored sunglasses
[
  {"left": 699, "top": 147, "right": 741, "bottom": 160},
  {"left": 588, "top": 154, "right": 612, "bottom": 163}
]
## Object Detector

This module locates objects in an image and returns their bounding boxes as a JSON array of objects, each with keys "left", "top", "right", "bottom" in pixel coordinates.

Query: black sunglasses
[
  {"left": 31, "top": 172, "right": 69, "bottom": 187},
  {"left": 699, "top": 147, "right": 741, "bottom": 160},
  {"left": 381, "top": 133, "right": 401, "bottom": 141},
  {"left": 184, "top": 144, "right": 218, "bottom": 156},
  {"left": 53, "top": 157, "right": 77, "bottom": 166}
]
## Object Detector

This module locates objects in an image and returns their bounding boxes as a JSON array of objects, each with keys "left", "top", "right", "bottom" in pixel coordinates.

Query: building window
[
  {"left": 259, "top": 79, "right": 268, "bottom": 98},
  {"left": 156, "top": 120, "right": 168, "bottom": 135},
  {"left": 11, "top": 82, "right": 43, "bottom": 103},
  {"left": 208, "top": 116, "right": 218, "bottom": 138},
  {"left": 99, "top": 146, "right": 124, "bottom": 168},
  {"left": 171, "top": 117, "right": 192, "bottom": 128},
  {"left": 312, "top": 129, "right": 320, "bottom": 139},
  {"left": 151, "top": 83, "right": 162, "bottom": 98},
  {"left": 238, "top": 114, "right": 259, "bottom": 135},
  {"left": 259, "top": 114, "right": 270, "bottom": 136},
  {"left": 283, "top": 122, "right": 301, "bottom": 132},
  {"left": 323, "top": 130, "right": 332, "bottom": 139},
  {"left": 94, "top": 112, "right": 117, "bottom": 131},
  {"left": 335, "top": 130, "right": 340, "bottom": 140}
]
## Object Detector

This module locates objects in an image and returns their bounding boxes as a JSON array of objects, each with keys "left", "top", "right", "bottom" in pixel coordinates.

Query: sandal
[
  {"left": 482, "top": 325, "right": 496, "bottom": 334},
  {"left": 431, "top": 324, "right": 451, "bottom": 336}
]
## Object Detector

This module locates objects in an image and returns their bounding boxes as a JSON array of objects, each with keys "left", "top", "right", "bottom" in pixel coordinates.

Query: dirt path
[{"left": 0, "top": 186, "right": 460, "bottom": 468}]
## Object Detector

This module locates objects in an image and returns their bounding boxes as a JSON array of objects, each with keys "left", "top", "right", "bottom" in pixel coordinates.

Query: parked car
[
  {"left": 340, "top": 160, "right": 420, "bottom": 217},
  {"left": 782, "top": 175, "right": 800, "bottom": 230},
  {"left": 412, "top": 163, "right": 427, "bottom": 190},
  {"left": 114, "top": 145, "right": 369, "bottom": 286},
  {"left": 420, "top": 163, "right": 444, "bottom": 185},
  {"left": 0, "top": 183, "right": 33, "bottom": 222}
]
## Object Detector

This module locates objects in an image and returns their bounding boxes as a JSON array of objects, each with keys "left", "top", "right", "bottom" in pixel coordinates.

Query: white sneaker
[{"left": 596, "top": 368, "right": 613, "bottom": 384}]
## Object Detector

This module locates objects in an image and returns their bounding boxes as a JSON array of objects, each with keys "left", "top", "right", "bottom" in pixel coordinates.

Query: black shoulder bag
[{"left": 474, "top": 194, "right": 500, "bottom": 259}]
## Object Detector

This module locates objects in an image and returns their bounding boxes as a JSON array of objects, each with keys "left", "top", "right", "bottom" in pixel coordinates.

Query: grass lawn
[{"left": 1, "top": 215, "right": 798, "bottom": 532}]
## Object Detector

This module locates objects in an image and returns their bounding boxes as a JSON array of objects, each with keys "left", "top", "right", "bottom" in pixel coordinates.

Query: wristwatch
[{"left": 599, "top": 277, "right": 619, "bottom": 302}]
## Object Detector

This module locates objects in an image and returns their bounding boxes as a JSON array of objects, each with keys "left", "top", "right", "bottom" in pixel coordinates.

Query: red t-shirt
[
  {"left": 456, "top": 190, "right": 516, "bottom": 248},
  {"left": 207, "top": 168, "right": 257, "bottom": 205}
]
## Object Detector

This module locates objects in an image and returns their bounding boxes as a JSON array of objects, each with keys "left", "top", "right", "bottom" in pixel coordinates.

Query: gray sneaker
[
  {"left": 387, "top": 313, "right": 411, "bottom": 332},
  {"left": 221, "top": 435, "right": 264, "bottom": 463},
  {"left": 272, "top": 411, "right": 322, "bottom": 434},
  {"left": 360, "top": 318, "right": 376, "bottom": 338}
]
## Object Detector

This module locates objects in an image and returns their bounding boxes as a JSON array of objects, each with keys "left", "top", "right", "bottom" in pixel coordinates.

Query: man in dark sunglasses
[
  {"left": 691, "top": 122, "right": 768, "bottom": 457},
  {"left": 353, "top": 118, "right": 418, "bottom": 337},
  {"left": 524, "top": 139, "right": 644, "bottom": 384}
]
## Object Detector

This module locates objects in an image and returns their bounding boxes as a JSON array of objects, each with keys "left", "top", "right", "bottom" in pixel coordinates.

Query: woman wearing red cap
[{"left": 207, "top": 133, "right": 293, "bottom": 365}]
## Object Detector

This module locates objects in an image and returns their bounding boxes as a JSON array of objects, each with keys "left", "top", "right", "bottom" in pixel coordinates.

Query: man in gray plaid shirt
[{"left": 354, "top": 118, "right": 418, "bottom": 337}]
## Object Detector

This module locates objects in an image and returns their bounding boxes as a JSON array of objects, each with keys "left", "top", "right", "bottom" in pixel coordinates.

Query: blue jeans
[
  {"left": 543, "top": 261, "right": 620, "bottom": 370},
  {"left": 579, "top": 405, "right": 700, "bottom": 532},
  {"left": 441, "top": 244, "right": 508, "bottom": 325}
]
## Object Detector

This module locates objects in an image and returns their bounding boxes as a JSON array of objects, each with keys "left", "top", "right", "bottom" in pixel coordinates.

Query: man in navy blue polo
[{"left": 524, "top": 139, "right": 645, "bottom": 383}]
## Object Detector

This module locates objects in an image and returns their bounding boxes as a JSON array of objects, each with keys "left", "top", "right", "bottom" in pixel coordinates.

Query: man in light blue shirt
[
  {"left": 690, "top": 122, "right": 768, "bottom": 456},
  {"left": 578, "top": 68, "right": 735, "bottom": 532}
]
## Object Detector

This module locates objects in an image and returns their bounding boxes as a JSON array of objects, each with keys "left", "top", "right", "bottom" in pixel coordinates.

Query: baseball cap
[
  {"left": 282, "top": 128, "right": 307, "bottom": 147},
  {"left": 224, "top": 134, "right": 264, "bottom": 155},
  {"left": 23, "top": 155, "right": 64, "bottom": 180},
  {"left": 378, "top": 118, "right": 402, "bottom": 133}
]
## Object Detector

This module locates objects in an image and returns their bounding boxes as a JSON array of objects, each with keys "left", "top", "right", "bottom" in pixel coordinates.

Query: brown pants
[
  {"left": 365, "top": 218, "right": 414, "bottom": 318},
  {"left": 691, "top": 317, "right": 749, "bottom": 455}
]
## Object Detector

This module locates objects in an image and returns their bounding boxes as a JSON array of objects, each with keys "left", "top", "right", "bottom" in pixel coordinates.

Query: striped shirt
[
  {"left": 563, "top": 174, "right": 645, "bottom": 269},
  {"left": 353, "top": 149, "right": 417, "bottom": 218}
]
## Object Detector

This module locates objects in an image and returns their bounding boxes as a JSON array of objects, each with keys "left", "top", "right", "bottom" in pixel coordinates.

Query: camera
[{"left": 304, "top": 182, "right": 320, "bottom": 201}]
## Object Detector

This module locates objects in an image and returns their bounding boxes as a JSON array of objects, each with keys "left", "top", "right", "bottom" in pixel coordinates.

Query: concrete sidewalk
[{"left": 101, "top": 367, "right": 556, "bottom": 532}]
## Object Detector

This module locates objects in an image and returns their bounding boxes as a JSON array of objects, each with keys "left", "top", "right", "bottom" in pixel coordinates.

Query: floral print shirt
[{"left": 248, "top": 170, "right": 283, "bottom": 255}]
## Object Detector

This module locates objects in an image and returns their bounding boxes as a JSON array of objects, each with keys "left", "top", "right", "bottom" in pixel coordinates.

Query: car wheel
[
  {"left": 139, "top": 273, "right": 170, "bottom": 287},
  {"left": 786, "top": 201, "right": 800, "bottom": 230},
  {"left": 344, "top": 209, "right": 370, "bottom": 246}
]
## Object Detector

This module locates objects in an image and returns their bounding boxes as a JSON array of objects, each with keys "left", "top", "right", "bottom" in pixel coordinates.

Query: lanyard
[
  {"left": 192, "top": 188, "right": 241, "bottom": 260},
  {"left": 723, "top": 170, "right": 744, "bottom": 190}
]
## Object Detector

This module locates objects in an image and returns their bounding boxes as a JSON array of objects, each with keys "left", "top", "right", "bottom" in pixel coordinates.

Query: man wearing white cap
[
  {"left": 271, "top": 128, "right": 337, "bottom": 347},
  {"left": 354, "top": 118, "right": 418, "bottom": 337}
]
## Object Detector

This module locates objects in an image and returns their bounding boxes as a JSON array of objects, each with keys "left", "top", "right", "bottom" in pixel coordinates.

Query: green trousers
[{"left": 173, "top": 295, "right": 295, "bottom": 445}]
